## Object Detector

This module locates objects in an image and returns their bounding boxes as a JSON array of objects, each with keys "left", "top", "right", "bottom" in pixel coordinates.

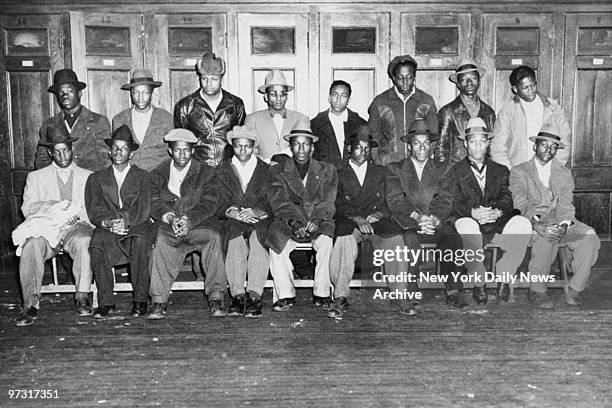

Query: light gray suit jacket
[{"left": 244, "top": 109, "right": 310, "bottom": 161}]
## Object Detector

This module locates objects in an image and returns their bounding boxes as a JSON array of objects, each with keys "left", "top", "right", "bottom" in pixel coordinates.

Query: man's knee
[
  {"left": 505, "top": 215, "right": 532, "bottom": 234},
  {"left": 455, "top": 217, "right": 480, "bottom": 235},
  {"left": 23, "top": 236, "right": 48, "bottom": 252}
]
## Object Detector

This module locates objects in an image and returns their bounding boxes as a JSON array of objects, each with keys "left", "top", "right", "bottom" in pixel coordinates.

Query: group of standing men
[{"left": 14, "top": 51, "right": 600, "bottom": 326}]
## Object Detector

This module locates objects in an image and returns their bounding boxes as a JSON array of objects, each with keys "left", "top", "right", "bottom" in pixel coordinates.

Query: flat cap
[{"left": 163, "top": 128, "right": 198, "bottom": 144}]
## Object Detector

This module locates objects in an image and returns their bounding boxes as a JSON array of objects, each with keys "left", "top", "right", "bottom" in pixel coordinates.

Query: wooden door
[
  {"left": 400, "top": 12, "right": 472, "bottom": 109},
  {"left": 0, "top": 14, "right": 68, "bottom": 259},
  {"left": 148, "top": 13, "right": 227, "bottom": 113},
  {"left": 70, "top": 12, "right": 144, "bottom": 121},
  {"left": 481, "top": 13, "right": 553, "bottom": 111},
  {"left": 562, "top": 14, "right": 612, "bottom": 237},
  {"left": 236, "top": 13, "right": 310, "bottom": 115},
  {"left": 318, "top": 12, "right": 390, "bottom": 119}
]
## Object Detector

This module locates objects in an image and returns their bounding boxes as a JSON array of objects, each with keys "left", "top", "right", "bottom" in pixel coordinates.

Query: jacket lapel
[
  {"left": 283, "top": 160, "right": 306, "bottom": 198},
  {"left": 461, "top": 160, "right": 484, "bottom": 200},
  {"left": 304, "top": 160, "right": 324, "bottom": 198},
  {"left": 226, "top": 162, "right": 246, "bottom": 199},
  {"left": 243, "top": 159, "right": 267, "bottom": 199},
  {"left": 98, "top": 166, "right": 121, "bottom": 209},
  {"left": 180, "top": 160, "right": 202, "bottom": 197}
]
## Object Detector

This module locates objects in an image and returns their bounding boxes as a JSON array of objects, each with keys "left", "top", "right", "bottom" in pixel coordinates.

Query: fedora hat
[
  {"left": 258, "top": 70, "right": 294, "bottom": 94},
  {"left": 121, "top": 69, "right": 162, "bottom": 90},
  {"left": 104, "top": 125, "right": 139, "bottom": 151},
  {"left": 164, "top": 128, "right": 198, "bottom": 144},
  {"left": 387, "top": 55, "right": 418, "bottom": 79},
  {"left": 196, "top": 51, "right": 226, "bottom": 76},
  {"left": 529, "top": 123, "right": 566, "bottom": 148},
  {"left": 449, "top": 59, "right": 486, "bottom": 84},
  {"left": 401, "top": 119, "right": 439, "bottom": 143},
  {"left": 461, "top": 117, "right": 493, "bottom": 140},
  {"left": 345, "top": 125, "right": 378, "bottom": 147},
  {"left": 39, "top": 125, "right": 79, "bottom": 147},
  {"left": 226, "top": 125, "right": 259, "bottom": 146},
  {"left": 47, "top": 69, "right": 86, "bottom": 94},
  {"left": 282, "top": 129, "right": 318, "bottom": 143}
]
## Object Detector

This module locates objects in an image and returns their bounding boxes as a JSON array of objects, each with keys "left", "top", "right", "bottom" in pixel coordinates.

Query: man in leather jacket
[
  {"left": 174, "top": 52, "right": 246, "bottom": 167},
  {"left": 436, "top": 60, "right": 495, "bottom": 164}
]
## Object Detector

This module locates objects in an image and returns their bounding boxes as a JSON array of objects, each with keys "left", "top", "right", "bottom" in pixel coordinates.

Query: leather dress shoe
[
  {"left": 528, "top": 290, "right": 554, "bottom": 310},
  {"left": 245, "top": 295, "right": 263, "bottom": 318},
  {"left": 563, "top": 286, "right": 583, "bottom": 306},
  {"left": 16, "top": 307, "right": 38, "bottom": 327},
  {"left": 209, "top": 298, "right": 227, "bottom": 317},
  {"left": 130, "top": 301, "right": 148, "bottom": 317},
  {"left": 313, "top": 295, "right": 333, "bottom": 310},
  {"left": 496, "top": 283, "right": 512, "bottom": 303},
  {"left": 473, "top": 286, "right": 488, "bottom": 305},
  {"left": 76, "top": 297, "right": 93, "bottom": 317},
  {"left": 273, "top": 297, "right": 296, "bottom": 312},
  {"left": 327, "top": 297, "right": 349, "bottom": 318},
  {"left": 228, "top": 295, "right": 246, "bottom": 316},
  {"left": 147, "top": 303, "right": 167, "bottom": 319},
  {"left": 446, "top": 291, "right": 469, "bottom": 308},
  {"left": 93, "top": 305, "right": 116, "bottom": 318}
]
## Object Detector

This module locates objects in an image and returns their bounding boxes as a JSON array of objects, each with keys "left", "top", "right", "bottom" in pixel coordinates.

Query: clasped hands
[
  {"left": 227, "top": 207, "right": 268, "bottom": 224},
  {"left": 102, "top": 217, "right": 129, "bottom": 236},
  {"left": 471, "top": 206, "right": 502, "bottom": 225},
  {"left": 412, "top": 213, "right": 440, "bottom": 235},
  {"left": 533, "top": 221, "right": 567, "bottom": 243},
  {"left": 353, "top": 212, "right": 383, "bottom": 235},
  {"left": 290, "top": 219, "right": 321, "bottom": 239}
]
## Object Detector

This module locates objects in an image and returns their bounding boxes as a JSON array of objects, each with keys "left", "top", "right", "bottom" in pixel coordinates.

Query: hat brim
[
  {"left": 282, "top": 133, "right": 318, "bottom": 143},
  {"left": 449, "top": 68, "right": 486, "bottom": 84},
  {"left": 459, "top": 131, "right": 493, "bottom": 141},
  {"left": 344, "top": 139, "right": 379, "bottom": 147},
  {"left": 227, "top": 134, "right": 259, "bottom": 147},
  {"left": 401, "top": 132, "right": 439, "bottom": 143},
  {"left": 258, "top": 84, "right": 295, "bottom": 94},
  {"left": 529, "top": 136, "right": 566, "bottom": 149},
  {"left": 104, "top": 138, "right": 140, "bottom": 151},
  {"left": 39, "top": 136, "right": 80, "bottom": 146},
  {"left": 48, "top": 81, "right": 86, "bottom": 94},
  {"left": 121, "top": 80, "right": 162, "bottom": 90}
]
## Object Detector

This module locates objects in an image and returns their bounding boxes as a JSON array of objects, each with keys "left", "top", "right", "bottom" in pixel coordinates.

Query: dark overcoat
[{"left": 311, "top": 108, "right": 367, "bottom": 169}]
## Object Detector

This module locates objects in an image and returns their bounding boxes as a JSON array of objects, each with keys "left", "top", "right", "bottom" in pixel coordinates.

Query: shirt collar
[
  {"left": 328, "top": 109, "right": 348, "bottom": 122},
  {"left": 269, "top": 108, "right": 287, "bottom": 119},
  {"left": 394, "top": 86, "right": 415, "bottom": 102},
  {"left": 349, "top": 159, "right": 367, "bottom": 169},
  {"left": 113, "top": 163, "right": 131, "bottom": 175},
  {"left": 231, "top": 154, "right": 257, "bottom": 168},
  {"left": 132, "top": 106, "right": 153, "bottom": 115},
  {"left": 534, "top": 158, "right": 552, "bottom": 172},
  {"left": 411, "top": 157, "right": 427, "bottom": 169},
  {"left": 52, "top": 162, "right": 75, "bottom": 172},
  {"left": 171, "top": 160, "right": 192, "bottom": 175}
]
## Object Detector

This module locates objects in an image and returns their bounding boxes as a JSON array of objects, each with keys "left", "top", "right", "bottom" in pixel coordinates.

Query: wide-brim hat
[
  {"left": 47, "top": 69, "right": 86, "bottom": 94},
  {"left": 258, "top": 69, "right": 294, "bottom": 94},
  {"left": 196, "top": 51, "right": 226, "bottom": 76},
  {"left": 449, "top": 59, "right": 486, "bottom": 84},
  {"left": 282, "top": 129, "right": 318, "bottom": 143},
  {"left": 345, "top": 125, "right": 378, "bottom": 147},
  {"left": 121, "top": 69, "right": 162, "bottom": 90},
  {"left": 226, "top": 125, "right": 259, "bottom": 147},
  {"left": 529, "top": 124, "right": 565, "bottom": 148},
  {"left": 401, "top": 119, "right": 439, "bottom": 142},
  {"left": 461, "top": 117, "right": 492, "bottom": 140},
  {"left": 387, "top": 55, "right": 418, "bottom": 79},
  {"left": 39, "top": 125, "right": 79, "bottom": 146},
  {"left": 104, "top": 125, "right": 139, "bottom": 151},
  {"left": 164, "top": 128, "right": 198, "bottom": 144}
]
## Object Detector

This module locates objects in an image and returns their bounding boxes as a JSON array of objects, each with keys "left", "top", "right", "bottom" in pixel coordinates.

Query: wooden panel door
[
  {"left": 0, "top": 14, "right": 67, "bottom": 250},
  {"left": 318, "top": 12, "right": 390, "bottom": 119},
  {"left": 236, "top": 13, "right": 309, "bottom": 115},
  {"left": 481, "top": 13, "right": 553, "bottom": 111},
  {"left": 70, "top": 12, "right": 143, "bottom": 121},
  {"left": 148, "top": 13, "right": 227, "bottom": 113},
  {"left": 401, "top": 12, "right": 472, "bottom": 109},
  {"left": 562, "top": 13, "right": 612, "bottom": 236}
]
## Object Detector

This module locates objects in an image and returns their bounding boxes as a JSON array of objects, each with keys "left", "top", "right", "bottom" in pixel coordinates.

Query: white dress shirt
[
  {"left": 131, "top": 107, "right": 153, "bottom": 145},
  {"left": 112, "top": 164, "right": 131, "bottom": 208},
  {"left": 168, "top": 160, "right": 192, "bottom": 198},
  {"left": 272, "top": 113, "right": 285, "bottom": 137},
  {"left": 328, "top": 109, "right": 348, "bottom": 156},
  {"left": 231, "top": 155, "right": 258, "bottom": 192},
  {"left": 469, "top": 162, "right": 487, "bottom": 193},
  {"left": 520, "top": 95, "right": 544, "bottom": 139},
  {"left": 349, "top": 160, "right": 368, "bottom": 187},
  {"left": 411, "top": 158, "right": 427, "bottom": 182},
  {"left": 53, "top": 162, "right": 75, "bottom": 184},
  {"left": 534, "top": 159, "right": 552, "bottom": 188}
]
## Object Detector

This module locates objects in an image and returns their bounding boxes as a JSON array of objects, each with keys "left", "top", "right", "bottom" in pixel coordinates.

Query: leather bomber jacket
[{"left": 174, "top": 89, "right": 246, "bottom": 167}]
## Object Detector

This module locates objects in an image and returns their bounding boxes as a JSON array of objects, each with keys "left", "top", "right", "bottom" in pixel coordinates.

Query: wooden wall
[{"left": 1, "top": 0, "right": 611, "bottom": 272}]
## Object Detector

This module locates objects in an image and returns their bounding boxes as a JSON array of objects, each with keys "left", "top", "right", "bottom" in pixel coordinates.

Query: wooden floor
[{"left": 1, "top": 267, "right": 612, "bottom": 408}]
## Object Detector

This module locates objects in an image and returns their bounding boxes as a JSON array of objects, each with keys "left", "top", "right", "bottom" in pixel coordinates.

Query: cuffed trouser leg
[
  {"left": 312, "top": 234, "right": 332, "bottom": 297},
  {"left": 244, "top": 230, "right": 269, "bottom": 296},
  {"left": 489, "top": 215, "right": 531, "bottom": 277},
  {"left": 62, "top": 223, "right": 94, "bottom": 293},
  {"left": 564, "top": 223, "right": 600, "bottom": 292},
  {"left": 226, "top": 236, "right": 248, "bottom": 297},
  {"left": 149, "top": 226, "right": 190, "bottom": 304},
  {"left": 269, "top": 240, "right": 298, "bottom": 303},
  {"left": 128, "top": 236, "right": 151, "bottom": 303},
  {"left": 455, "top": 217, "right": 486, "bottom": 287},
  {"left": 19, "top": 237, "right": 55, "bottom": 309},
  {"left": 89, "top": 246, "right": 116, "bottom": 307},
  {"left": 189, "top": 227, "right": 226, "bottom": 298},
  {"left": 330, "top": 230, "right": 360, "bottom": 299}
]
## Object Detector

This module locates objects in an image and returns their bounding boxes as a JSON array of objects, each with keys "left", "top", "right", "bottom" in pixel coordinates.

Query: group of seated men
[{"left": 13, "top": 51, "right": 600, "bottom": 326}]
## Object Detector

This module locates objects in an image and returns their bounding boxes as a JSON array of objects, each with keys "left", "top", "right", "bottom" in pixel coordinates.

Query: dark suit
[
  {"left": 36, "top": 107, "right": 111, "bottom": 172},
  {"left": 85, "top": 165, "right": 153, "bottom": 306},
  {"left": 311, "top": 109, "right": 367, "bottom": 169}
]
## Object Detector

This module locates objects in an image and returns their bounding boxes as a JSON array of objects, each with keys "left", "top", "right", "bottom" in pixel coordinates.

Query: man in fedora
[
  {"left": 492, "top": 65, "right": 571, "bottom": 169},
  {"left": 36, "top": 69, "right": 111, "bottom": 172},
  {"left": 244, "top": 69, "right": 310, "bottom": 162},
  {"left": 509, "top": 125, "right": 600, "bottom": 309},
  {"left": 311, "top": 80, "right": 367, "bottom": 169},
  {"left": 175, "top": 51, "right": 246, "bottom": 167},
  {"left": 112, "top": 69, "right": 173, "bottom": 171},
  {"left": 385, "top": 119, "right": 465, "bottom": 314},
  {"left": 86, "top": 125, "right": 154, "bottom": 318},
  {"left": 266, "top": 129, "right": 337, "bottom": 311},
  {"left": 216, "top": 125, "right": 275, "bottom": 318},
  {"left": 367, "top": 55, "right": 438, "bottom": 166},
  {"left": 147, "top": 128, "right": 226, "bottom": 319},
  {"left": 328, "top": 125, "right": 403, "bottom": 318},
  {"left": 436, "top": 59, "right": 496, "bottom": 164},
  {"left": 14, "top": 125, "right": 94, "bottom": 326},
  {"left": 432, "top": 118, "right": 532, "bottom": 305}
]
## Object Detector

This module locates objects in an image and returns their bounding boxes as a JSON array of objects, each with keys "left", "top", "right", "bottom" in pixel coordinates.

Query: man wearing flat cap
[
  {"left": 112, "top": 69, "right": 173, "bottom": 171},
  {"left": 385, "top": 119, "right": 465, "bottom": 314},
  {"left": 432, "top": 118, "right": 531, "bottom": 306},
  {"left": 244, "top": 70, "right": 310, "bottom": 162},
  {"left": 86, "top": 125, "right": 154, "bottom": 318},
  {"left": 36, "top": 68, "right": 111, "bottom": 172},
  {"left": 509, "top": 124, "right": 600, "bottom": 309},
  {"left": 328, "top": 125, "right": 402, "bottom": 318},
  {"left": 13, "top": 126, "right": 94, "bottom": 326},
  {"left": 147, "top": 128, "right": 227, "bottom": 319},
  {"left": 215, "top": 125, "right": 275, "bottom": 318},
  {"left": 174, "top": 51, "right": 246, "bottom": 168},
  {"left": 436, "top": 59, "right": 496, "bottom": 164},
  {"left": 267, "top": 129, "right": 338, "bottom": 312},
  {"left": 367, "top": 55, "right": 438, "bottom": 166}
]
